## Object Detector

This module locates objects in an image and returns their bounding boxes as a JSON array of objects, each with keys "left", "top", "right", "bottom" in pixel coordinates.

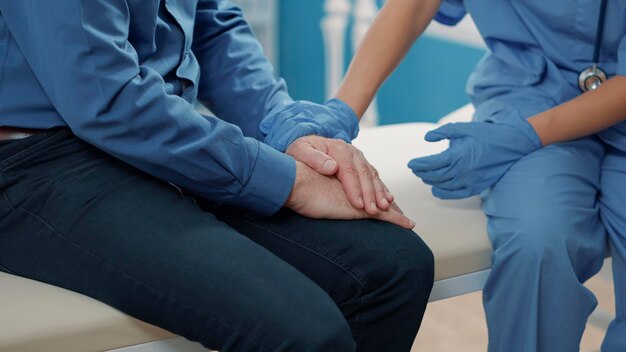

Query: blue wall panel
[
  {"left": 278, "top": 0, "right": 486, "bottom": 124},
  {"left": 278, "top": 1, "right": 327, "bottom": 105}
]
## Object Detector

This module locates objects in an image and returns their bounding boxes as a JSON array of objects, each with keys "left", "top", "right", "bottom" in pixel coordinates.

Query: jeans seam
[
  {"left": 3, "top": 193, "right": 274, "bottom": 352},
  {"left": 0, "top": 129, "right": 67, "bottom": 172},
  {"left": 230, "top": 216, "right": 370, "bottom": 292},
  {"left": 351, "top": 292, "right": 370, "bottom": 340}
]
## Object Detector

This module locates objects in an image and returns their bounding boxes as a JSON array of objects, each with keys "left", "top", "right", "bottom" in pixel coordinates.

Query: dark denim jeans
[{"left": 0, "top": 129, "right": 434, "bottom": 352}]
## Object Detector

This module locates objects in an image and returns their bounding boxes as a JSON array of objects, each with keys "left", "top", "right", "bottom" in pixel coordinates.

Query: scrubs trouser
[
  {"left": 0, "top": 129, "right": 434, "bottom": 352},
  {"left": 481, "top": 133, "right": 626, "bottom": 352}
]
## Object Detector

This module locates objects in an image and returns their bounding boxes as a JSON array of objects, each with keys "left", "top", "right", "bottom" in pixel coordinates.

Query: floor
[{"left": 411, "top": 263, "right": 615, "bottom": 352}]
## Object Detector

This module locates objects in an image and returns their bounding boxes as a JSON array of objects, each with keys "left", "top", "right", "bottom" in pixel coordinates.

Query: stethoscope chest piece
[
  {"left": 578, "top": 64, "right": 607, "bottom": 92},
  {"left": 578, "top": 0, "right": 609, "bottom": 93}
]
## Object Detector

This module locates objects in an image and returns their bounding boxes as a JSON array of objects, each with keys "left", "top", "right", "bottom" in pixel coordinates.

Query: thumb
[
  {"left": 425, "top": 123, "right": 465, "bottom": 142},
  {"left": 294, "top": 143, "right": 338, "bottom": 176}
]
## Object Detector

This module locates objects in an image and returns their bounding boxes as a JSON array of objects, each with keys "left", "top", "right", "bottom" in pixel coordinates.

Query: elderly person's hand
[
  {"left": 260, "top": 98, "right": 395, "bottom": 214},
  {"left": 286, "top": 135, "right": 396, "bottom": 215},
  {"left": 286, "top": 161, "right": 414, "bottom": 230}
]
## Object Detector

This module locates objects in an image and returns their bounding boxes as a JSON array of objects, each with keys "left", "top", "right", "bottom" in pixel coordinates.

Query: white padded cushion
[
  {"left": 0, "top": 272, "right": 174, "bottom": 352},
  {"left": 437, "top": 103, "right": 474, "bottom": 124},
  {"left": 353, "top": 104, "right": 490, "bottom": 281}
]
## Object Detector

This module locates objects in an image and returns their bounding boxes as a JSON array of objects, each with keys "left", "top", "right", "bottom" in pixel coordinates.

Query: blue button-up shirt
[
  {"left": 0, "top": 0, "right": 297, "bottom": 215},
  {"left": 437, "top": 0, "right": 626, "bottom": 149}
]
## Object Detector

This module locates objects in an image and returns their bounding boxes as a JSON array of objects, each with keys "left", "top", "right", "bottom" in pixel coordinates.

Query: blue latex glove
[
  {"left": 260, "top": 98, "right": 360, "bottom": 152},
  {"left": 408, "top": 117, "right": 543, "bottom": 199}
]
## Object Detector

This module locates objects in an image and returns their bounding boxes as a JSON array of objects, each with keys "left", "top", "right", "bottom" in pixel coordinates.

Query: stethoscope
[{"left": 578, "top": 0, "right": 609, "bottom": 92}]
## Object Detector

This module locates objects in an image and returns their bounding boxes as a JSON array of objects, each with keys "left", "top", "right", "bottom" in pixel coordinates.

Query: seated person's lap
[{"left": 0, "top": 129, "right": 433, "bottom": 351}]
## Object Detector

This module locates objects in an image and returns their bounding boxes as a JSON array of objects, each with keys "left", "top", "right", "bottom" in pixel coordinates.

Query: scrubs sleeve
[
  {"left": 616, "top": 34, "right": 626, "bottom": 76},
  {"left": 193, "top": 0, "right": 293, "bottom": 141},
  {"left": 434, "top": 0, "right": 467, "bottom": 26},
  {"left": 0, "top": 0, "right": 295, "bottom": 216}
]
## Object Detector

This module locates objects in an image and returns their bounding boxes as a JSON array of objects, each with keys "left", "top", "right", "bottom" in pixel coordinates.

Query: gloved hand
[
  {"left": 407, "top": 117, "right": 543, "bottom": 199},
  {"left": 259, "top": 98, "right": 359, "bottom": 152}
]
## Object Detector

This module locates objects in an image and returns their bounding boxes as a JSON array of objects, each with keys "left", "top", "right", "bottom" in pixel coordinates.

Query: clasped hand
[
  {"left": 285, "top": 135, "right": 415, "bottom": 230},
  {"left": 407, "top": 118, "right": 543, "bottom": 199}
]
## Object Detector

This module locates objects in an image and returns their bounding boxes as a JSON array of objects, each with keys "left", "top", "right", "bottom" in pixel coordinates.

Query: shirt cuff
[
  {"left": 434, "top": 0, "right": 467, "bottom": 26},
  {"left": 238, "top": 141, "right": 296, "bottom": 216}
]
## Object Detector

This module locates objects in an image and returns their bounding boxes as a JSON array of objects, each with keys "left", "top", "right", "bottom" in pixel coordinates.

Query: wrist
[
  {"left": 527, "top": 111, "right": 552, "bottom": 147},
  {"left": 261, "top": 99, "right": 360, "bottom": 153},
  {"left": 335, "top": 88, "right": 374, "bottom": 118},
  {"left": 325, "top": 98, "right": 360, "bottom": 141},
  {"left": 285, "top": 161, "right": 307, "bottom": 211},
  {"left": 515, "top": 116, "right": 544, "bottom": 150}
]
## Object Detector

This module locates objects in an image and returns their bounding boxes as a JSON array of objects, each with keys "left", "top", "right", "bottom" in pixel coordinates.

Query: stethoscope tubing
[{"left": 593, "top": 0, "right": 608, "bottom": 64}]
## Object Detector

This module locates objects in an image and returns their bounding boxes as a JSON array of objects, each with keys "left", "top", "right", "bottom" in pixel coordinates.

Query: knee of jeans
[
  {"left": 369, "top": 227, "right": 435, "bottom": 299},
  {"left": 402, "top": 236, "right": 434, "bottom": 298}
]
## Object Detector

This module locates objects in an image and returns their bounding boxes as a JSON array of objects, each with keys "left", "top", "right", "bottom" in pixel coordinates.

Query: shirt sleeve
[
  {"left": 0, "top": 0, "right": 295, "bottom": 215},
  {"left": 434, "top": 0, "right": 467, "bottom": 26},
  {"left": 192, "top": 0, "right": 292, "bottom": 141}
]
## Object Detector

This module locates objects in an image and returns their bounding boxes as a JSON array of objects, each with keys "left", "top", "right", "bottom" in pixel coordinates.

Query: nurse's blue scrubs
[{"left": 437, "top": 1, "right": 626, "bottom": 351}]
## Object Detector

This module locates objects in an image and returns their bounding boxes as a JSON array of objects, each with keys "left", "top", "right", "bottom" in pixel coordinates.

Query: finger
[
  {"left": 416, "top": 166, "right": 454, "bottom": 184},
  {"left": 419, "top": 175, "right": 454, "bottom": 187},
  {"left": 370, "top": 162, "right": 394, "bottom": 203},
  {"left": 419, "top": 176, "right": 451, "bottom": 187},
  {"left": 369, "top": 166, "right": 391, "bottom": 210},
  {"left": 336, "top": 159, "right": 366, "bottom": 209},
  {"left": 291, "top": 143, "right": 338, "bottom": 176},
  {"left": 407, "top": 151, "right": 453, "bottom": 172},
  {"left": 411, "top": 164, "right": 455, "bottom": 185},
  {"left": 420, "top": 175, "right": 463, "bottom": 191},
  {"left": 354, "top": 153, "right": 379, "bottom": 215},
  {"left": 383, "top": 184, "right": 395, "bottom": 203},
  {"left": 429, "top": 170, "right": 469, "bottom": 191},
  {"left": 374, "top": 207, "right": 415, "bottom": 230},
  {"left": 424, "top": 123, "right": 466, "bottom": 142}
]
